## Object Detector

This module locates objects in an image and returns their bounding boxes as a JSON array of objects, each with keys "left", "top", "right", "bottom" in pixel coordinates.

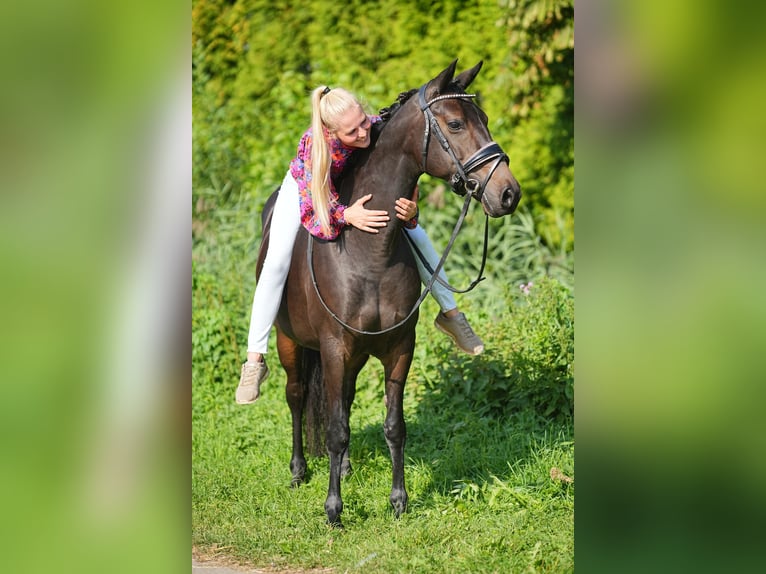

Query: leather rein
[{"left": 308, "top": 86, "right": 509, "bottom": 335}]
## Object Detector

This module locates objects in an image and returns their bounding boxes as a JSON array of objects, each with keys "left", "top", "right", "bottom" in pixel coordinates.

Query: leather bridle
[{"left": 417, "top": 85, "right": 509, "bottom": 201}]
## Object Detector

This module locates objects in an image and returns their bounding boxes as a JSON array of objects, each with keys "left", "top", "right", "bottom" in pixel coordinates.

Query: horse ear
[
  {"left": 427, "top": 59, "right": 458, "bottom": 98},
  {"left": 453, "top": 61, "right": 483, "bottom": 91}
]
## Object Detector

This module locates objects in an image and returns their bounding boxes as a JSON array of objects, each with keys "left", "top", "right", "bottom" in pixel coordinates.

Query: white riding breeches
[{"left": 246, "top": 172, "right": 302, "bottom": 353}]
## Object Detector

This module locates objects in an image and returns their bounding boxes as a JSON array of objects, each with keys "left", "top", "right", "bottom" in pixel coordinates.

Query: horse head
[{"left": 416, "top": 60, "right": 521, "bottom": 217}]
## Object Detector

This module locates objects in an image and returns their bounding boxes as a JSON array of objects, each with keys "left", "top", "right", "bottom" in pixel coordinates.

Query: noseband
[{"left": 418, "top": 86, "right": 509, "bottom": 200}]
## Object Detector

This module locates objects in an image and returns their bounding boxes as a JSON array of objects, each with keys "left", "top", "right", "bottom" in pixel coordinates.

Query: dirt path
[{"left": 192, "top": 546, "right": 334, "bottom": 574}]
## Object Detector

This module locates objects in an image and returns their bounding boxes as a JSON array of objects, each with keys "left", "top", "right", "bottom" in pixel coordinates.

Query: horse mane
[
  {"left": 377, "top": 79, "right": 477, "bottom": 124},
  {"left": 378, "top": 89, "right": 417, "bottom": 123}
]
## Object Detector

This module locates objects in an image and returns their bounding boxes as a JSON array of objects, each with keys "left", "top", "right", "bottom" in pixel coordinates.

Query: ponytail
[
  {"left": 308, "top": 85, "right": 363, "bottom": 236},
  {"left": 310, "top": 86, "right": 332, "bottom": 236}
]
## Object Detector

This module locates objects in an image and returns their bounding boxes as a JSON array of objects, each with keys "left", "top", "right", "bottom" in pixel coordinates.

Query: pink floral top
[{"left": 288, "top": 115, "right": 417, "bottom": 240}]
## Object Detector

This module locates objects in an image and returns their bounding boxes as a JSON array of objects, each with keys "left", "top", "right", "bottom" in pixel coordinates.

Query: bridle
[
  {"left": 308, "top": 84, "right": 509, "bottom": 335},
  {"left": 410, "top": 85, "right": 508, "bottom": 294},
  {"left": 417, "top": 85, "right": 509, "bottom": 201}
]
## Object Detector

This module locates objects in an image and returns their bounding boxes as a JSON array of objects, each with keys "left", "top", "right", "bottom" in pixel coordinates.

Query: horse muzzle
[{"left": 481, "top": 177, "right": 521, "bottom": 217}]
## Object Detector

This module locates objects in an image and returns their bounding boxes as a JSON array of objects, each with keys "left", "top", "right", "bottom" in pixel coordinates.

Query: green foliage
[
  {"left": 501, "top": 276, "right": 574, "bottom": 419},
  {"left": 508, "top": 84, "right": 574, "bottom": 246},
  {"left": 498, "top": 0, "right": 574, "bottom": 119},
  {"left": 192, "top": 0, "right": 573, "bottom": 251},
  {"left": 489, "top": 207, "right": 574, "bottom": 293},
  {"left": 416, "top": 276, "right": 573, "bottom": 423},
  {"left": 192, "top": 262, "right": 242, "bottom": 391},
  {"left": 495, "top": 0, "right": 574, "bottom": 245}
]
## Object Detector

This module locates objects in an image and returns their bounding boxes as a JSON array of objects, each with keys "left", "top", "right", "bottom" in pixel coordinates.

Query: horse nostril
[{"left": 502, "top": 186, "right": 521, "bottom": 211}]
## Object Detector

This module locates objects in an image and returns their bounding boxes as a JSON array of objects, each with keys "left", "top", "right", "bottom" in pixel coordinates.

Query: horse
[{"left": 256, "top": 60, "right": 521, "bottom": 527}]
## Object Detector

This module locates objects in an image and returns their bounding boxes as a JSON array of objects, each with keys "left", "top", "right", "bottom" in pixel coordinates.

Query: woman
[{"left": 237, "top": 86, "right": 483, "bottom": 404}]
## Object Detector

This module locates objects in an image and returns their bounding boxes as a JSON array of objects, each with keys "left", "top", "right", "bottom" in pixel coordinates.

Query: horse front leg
[
  {"left": 323, "top": 352, "right": 366, "bottom": 528},
  {"left": 277, "top": 333, "right": 306, "bottom": 487},
  {"left": 383, "top": 347, "right": 414, "bottom": 518},
  {"left": 323, "top": 389, "right": 348, "bottom": 528},
  {"left": 340, "top": 369, "right": 360, "bottom": 479}
]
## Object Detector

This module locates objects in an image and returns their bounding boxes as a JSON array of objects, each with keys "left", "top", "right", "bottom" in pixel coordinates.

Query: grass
[{"left": 193, "top": 292, "right": 573, "bottom": 572}]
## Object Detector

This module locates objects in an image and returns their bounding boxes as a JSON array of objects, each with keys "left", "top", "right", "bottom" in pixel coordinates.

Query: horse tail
[{"left": 301, "top": 347, "right": 326, "bottom": 457}]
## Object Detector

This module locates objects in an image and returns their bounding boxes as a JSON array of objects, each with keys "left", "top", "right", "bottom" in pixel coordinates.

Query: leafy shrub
[
  {"left": 192, "top": 262, "right": 242, "bottom": 405},
  {"left": 500, "top": 276, "right": 574, "bottom": 419},
  {"left": 192, "top": 0, "right": 573, "bottom": 252},
  {"left": 421, "top": 276, "right": 574, "bottom": 422}
]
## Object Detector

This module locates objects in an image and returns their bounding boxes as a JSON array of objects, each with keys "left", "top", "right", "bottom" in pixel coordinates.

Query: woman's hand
[
  {"left": 344, "top": 194, "right": 390, "bottom": 233},
  {"left": 395, "top": 184, "right": 419, "bottom": 221},
  {"left": 395, "top": 198, "right": 418, "bottom": 221}
]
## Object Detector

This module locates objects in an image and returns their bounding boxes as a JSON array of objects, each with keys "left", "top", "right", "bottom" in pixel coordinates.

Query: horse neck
[{"left": 344, "top": 121, "right": 422, "bottom": 257}]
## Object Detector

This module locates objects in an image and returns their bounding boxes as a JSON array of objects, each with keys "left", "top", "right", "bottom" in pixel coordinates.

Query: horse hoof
[
  {"left": 390, "top": 495, "right": 408, "bottom": 518},
  {"left": 326, "top": 518, "right": 344, "bottom": 530}
]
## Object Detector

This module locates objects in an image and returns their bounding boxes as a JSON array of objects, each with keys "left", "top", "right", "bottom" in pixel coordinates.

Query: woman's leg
[
  {"left": 405, "top": 225, "right": 484, "bottom": 355},
  {"left": 405, "top": 224, "right": 457, "bottom": 312},
  {"left": 237, "top": 172, "right": 301, "bottom": 403},
  {"left": 247, "top": 172, "right": 302, "bottom": 353}
]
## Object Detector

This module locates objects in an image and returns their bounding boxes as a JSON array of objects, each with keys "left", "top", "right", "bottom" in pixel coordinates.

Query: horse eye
[{"left": 447, "top": 120, "right": 463, "bottom": 131}]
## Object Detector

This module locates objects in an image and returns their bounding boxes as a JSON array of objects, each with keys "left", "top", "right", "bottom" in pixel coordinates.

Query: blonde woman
[{"left": 237, "top": 86, "right": 483, "bottom": 404}]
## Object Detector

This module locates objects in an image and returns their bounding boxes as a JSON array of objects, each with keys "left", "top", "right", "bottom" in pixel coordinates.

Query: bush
[
  {"left": 192, "top": 0, "right": 574, "bottom": 252},
  {"left": 420, "top": 276, "right": 574, "bottom": 422},
  {"left": 192, "top": 263, "right": 241, "bottom": 397}
]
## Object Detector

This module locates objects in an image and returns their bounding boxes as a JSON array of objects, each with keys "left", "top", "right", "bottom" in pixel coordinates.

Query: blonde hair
[{"left": 310, "top": 86, "right": 363, "bottom": 235}]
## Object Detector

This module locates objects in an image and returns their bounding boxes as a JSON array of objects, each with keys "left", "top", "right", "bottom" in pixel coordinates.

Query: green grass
[{"left": 193, "top": 288, "right": 573, "bottom": 572}]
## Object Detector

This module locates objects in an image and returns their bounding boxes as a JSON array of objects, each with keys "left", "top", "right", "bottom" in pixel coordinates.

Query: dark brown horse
[{"left": 256, "top": 60, "right": 521, "bottom": 527}]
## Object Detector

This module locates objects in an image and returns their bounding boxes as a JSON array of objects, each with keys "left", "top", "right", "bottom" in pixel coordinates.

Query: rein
[
  {"left": 404, "top": 213, "right": 488, "bottom": 294},
  {"left": 307, "top": 192, "right": 476, "bottom": 336},
  {"left": 307, "top": 84, "right": 508, "bottom": 335}
]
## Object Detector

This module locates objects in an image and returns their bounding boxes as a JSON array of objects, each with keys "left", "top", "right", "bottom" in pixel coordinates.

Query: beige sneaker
[
  {"left": 236, "top": 360, "right": 270, "bottom": 404},
  {"left": 434, "top": 312, "right": 484, "bottom": 355}
]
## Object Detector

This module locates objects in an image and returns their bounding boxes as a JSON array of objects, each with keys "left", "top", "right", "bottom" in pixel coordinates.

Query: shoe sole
[{"left": 434, "top": 320, "right": 484, "bottom": 356}]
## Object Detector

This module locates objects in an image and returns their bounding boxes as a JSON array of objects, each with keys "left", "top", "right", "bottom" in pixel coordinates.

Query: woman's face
[{"left": 332, "top": 105, "right": 372, "bottom": 148}]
